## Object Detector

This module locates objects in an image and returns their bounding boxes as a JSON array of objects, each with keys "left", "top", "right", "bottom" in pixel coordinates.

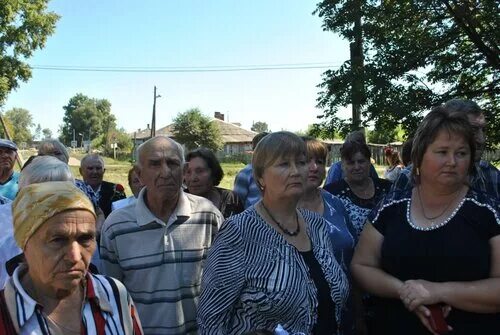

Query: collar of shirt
[
  {"left": 8, "top": 265, "right": 113, "bottom": 329},
  {"left": 135, "top": 188, "right": 192, "bottom": 227}
]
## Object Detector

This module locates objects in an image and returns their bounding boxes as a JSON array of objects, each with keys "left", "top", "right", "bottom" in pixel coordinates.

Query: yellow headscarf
[{"left": 12, "top": 181, "right": 96, "bottom": 249}]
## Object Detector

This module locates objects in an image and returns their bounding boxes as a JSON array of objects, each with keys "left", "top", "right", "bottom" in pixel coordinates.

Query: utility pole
[
  {"left": 350, "top": 0, "right": 364, "bottom": 131},
  {"left": 151, "top": 86, "right": 161, "bottom": 138}
]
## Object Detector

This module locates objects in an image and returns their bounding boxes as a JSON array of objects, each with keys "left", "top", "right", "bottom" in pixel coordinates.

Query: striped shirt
[
  {"left": 1, "top": 264, "right": 143, "bottom": 335},
  {"left": 100, "top": 188, "right": 223, "bottom": 335},
  {"left": 233, "top": 164, "right": 262, "bottom": 209},
  {"left": 197, "top": 206, "right": 350, "bottom": 335}
]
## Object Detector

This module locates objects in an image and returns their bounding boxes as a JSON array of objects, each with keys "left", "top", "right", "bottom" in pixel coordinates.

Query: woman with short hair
[
  {"left": 184, "top": 147, "right": 243, "bottom": 218},
  {"left": 0, "top": 182, "right": 143, "bottom": 334},
  {"left": 198, "top": 131, "right": 349, "bottom": 335},
  {"left": 351, "top": 107, "right": 500, "bottom": 334},
  {"left": 324, "top": 141, "right": 391, "bottom": 236}
]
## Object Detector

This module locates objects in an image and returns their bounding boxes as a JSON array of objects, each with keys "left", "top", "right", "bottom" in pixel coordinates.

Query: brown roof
[{"left": 132, "top": 119, "right": 256, "bottom": 143}]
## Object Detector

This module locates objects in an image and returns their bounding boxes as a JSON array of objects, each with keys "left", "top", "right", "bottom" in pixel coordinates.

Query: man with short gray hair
[
  {"left": 100, "top": 136, "right": 223, "bottom": 334},
  {"left": 79, "top": 153, "right": 126, "bottom": 217}
]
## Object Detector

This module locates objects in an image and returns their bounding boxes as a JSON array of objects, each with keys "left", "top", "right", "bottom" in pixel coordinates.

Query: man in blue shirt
[
  {"left": 233, "top": 132, "right": 268, "bottom": 209},
  {"left": 0, "top": 139, "right": 19, "bottom": 200}
]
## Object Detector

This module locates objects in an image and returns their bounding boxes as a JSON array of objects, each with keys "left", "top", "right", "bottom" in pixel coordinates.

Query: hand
[{"left": 399, "top": 280, "right": 443, "bottom": 311}]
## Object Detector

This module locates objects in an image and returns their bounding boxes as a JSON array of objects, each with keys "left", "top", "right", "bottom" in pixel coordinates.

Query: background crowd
[{"left": 0, "top": 98, "right": 498, "bottom": 335}]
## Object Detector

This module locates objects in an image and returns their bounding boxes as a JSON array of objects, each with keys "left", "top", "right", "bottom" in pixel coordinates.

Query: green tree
[
  {"left": 33, "top": 123, "right": 42, "bottom": 140},
  {"left": 3, "top": 107, "right": 34, "bottom": 144},
  {"left": 42, "top": 127, "right": 52, "bottom": 139},
  {"left": 0, "top": 0, "right": 59, "bottom": 105},
  {"left": 59, "top": 93, "right": 116, "bottom": 147},
  {"left": 251, "top": 121, "right": 269, "bottom": 133},
  {"left": 172, "top": 108, "right": 223, "bottom": 152},
  {"left": 313, "top": 0, "right": 499, "bottom": 144}
]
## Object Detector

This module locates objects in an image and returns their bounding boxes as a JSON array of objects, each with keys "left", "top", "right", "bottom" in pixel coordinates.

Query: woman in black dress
[{"left": 351, "top": 106, "right": 500, "bottom": 335}]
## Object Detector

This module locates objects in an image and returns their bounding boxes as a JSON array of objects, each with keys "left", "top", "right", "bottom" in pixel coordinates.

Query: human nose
[
  {"left": 66, "top": 241, "right": 83, "bottom": 263},
  {"left": 447, "top": 153, "right": 457, "bottom": 166},
  {"left": 309, "top": 160, "right": 318, "bottom": 171}
]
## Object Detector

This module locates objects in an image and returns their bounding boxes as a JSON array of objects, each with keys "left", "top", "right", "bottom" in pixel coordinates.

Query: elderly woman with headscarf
[
  {"left": 0, "top": 181, "right": 143, "bottom": 334},
  {"left": 0, "top": 156, "right": 75, "bottom": 288}
]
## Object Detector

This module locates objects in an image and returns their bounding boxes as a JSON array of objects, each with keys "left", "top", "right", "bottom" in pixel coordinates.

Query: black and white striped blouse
[{"left": 197, "top": 206, "right": 350, "bottom": 335}]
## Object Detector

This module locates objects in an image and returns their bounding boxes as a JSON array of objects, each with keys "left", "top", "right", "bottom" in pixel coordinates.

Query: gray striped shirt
[{"left": 100, "top": 188, "right": 223, "bottom": 335}]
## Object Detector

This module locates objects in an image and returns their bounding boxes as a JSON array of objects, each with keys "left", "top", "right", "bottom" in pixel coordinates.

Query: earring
[{"left": 416, "top": 167, "right": 420, "bottom": 176}]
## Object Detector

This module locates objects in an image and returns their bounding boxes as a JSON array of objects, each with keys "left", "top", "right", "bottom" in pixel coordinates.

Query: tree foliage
[
  {"left": 251, "top": 121, "right": 269, "bottom": 133},
  {"left": 2, "top": 107, "right": 34, "bottom": 144},
  {"left": 59, "top": 93, "right": 116, "bottom": 147},
  {"left": 313, "top": 0, "right": 499, "bottom": 145},
  {"left": 172, "top": 108, "right": 223, "bottom": 152},
  {"left": 0, "top": 0, "right": 59, "bottom": 105},
  {"left": 42, "top": 127, "right": 52, "bottom": 139}
]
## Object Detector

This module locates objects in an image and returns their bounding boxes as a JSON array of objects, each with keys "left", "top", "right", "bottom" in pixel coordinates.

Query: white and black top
[{"left": 197, "top": 206, "right": 349, "bottom": 335}]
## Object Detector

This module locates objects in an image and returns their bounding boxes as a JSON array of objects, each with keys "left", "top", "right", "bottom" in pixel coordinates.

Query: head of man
[
  {"left": 0, "top": 139, "right": 18, "bottom": 177},
  {"left": 79, "top": 154, "right": 105, "bottom": 190},
  {"left": 136, "top": 136, "right": 184, "bottom": 202},
  {"left": 444, "top": 99, "right": 486, "bottom": 161},
  {"left": 13, "top": 182, "right": 96, "bottom": 298}
]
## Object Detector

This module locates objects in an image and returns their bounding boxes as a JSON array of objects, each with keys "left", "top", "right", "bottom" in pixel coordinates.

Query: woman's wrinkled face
[
  {"left": 419, "top": 130, "right": 471, "bottom": 188},
  {"left": 342, "top": 152, "right": 370, "bottom": 183},
  {"left": 24, "top": 210, "right": 96, "bottom": 297},
  {"left": 305, "top": 155, "right": 326, "bottom": 191},
  {"left": 259, "top": 154, "right": 308, "bottom": 201},
  {"left": 184, "top": 157, "right": 213, "bottom": 196}
]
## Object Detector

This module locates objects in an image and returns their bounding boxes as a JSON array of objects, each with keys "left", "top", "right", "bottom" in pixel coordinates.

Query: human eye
[
  {"left": 50, "top": 235, "right": 67, "bottom": 245},
  {"left": 78, "top": 233, "right": 96, "bottom": 246},
  {"left": 149, "top": 160, "right": 161, "bottom": 167}
]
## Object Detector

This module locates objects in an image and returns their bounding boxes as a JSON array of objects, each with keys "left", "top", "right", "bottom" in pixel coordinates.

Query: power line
[{"left": 30, "top": 61, "right": 343, "bottom": 73}]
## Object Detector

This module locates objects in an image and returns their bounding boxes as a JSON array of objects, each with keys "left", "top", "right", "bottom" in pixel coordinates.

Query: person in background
[
  {"left": 233, "top": 132, "right": 268, "bottom": 208},
  {"left": 0, "top": 139, "right": 19, "bottom": 201},
  {"left": 393, "top": 99, "right": 499, "bottom": 198},
  {"left": 198, "top": 132, "right": 349, "bottom": 335},
  {"left": 38, "top": 138, "right": 70, "bottom": 163},
  {"left": 324, "top": 131, "right": 379, "bottom": 186},
  {"left": 351, "top": 106, "right": 500, "bottom": 335},
  {"left": 185, "top": 147, "right": 243, "bottom": 218},
  {"left": 80, "top": 153, "right": 126, "bottom": 217},
  {"left": 100, "top": 136, "right": 223, "bottom": 334},
  {"left": 324, "top": 141, "right": 392, "bottom": 237},
  {"left": 383, "top": 147, "right": 404, "bottom": 182},
  {"left": 112, "top": 167, "right": 144, "bottom": 211},
  {"left": 0, "top": 156, "right": 75, "bottom": 288},
  {"left": 401, "top": 137, "right": 413, "bottom": 167},
  {"left": 0, "top": 181, "right": 143, "bottom": 334},
  {"left": 298, "top": 136, "right": 358, "bottom": 334},
  {"left": 37, "top": 138, "right": 100, "bottom": 208}
]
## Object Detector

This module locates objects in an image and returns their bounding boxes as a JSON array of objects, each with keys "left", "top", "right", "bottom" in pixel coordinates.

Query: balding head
[
  {"left": 137, "top": 136, "right": 185, "bottom": 168},
  {"left": 135, "top": 136, "right": 185, "bottom": 202}
]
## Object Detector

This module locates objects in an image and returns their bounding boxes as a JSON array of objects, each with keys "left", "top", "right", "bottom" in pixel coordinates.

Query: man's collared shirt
[
  {"left": 2, "top": 265, "right": 143, "bottom": 334},
  {"left": 0, "top": 172, "right": 19, "bottom": 201},
  {"left": 100, "top": 188, "right": 223, "bottom": 335}
]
